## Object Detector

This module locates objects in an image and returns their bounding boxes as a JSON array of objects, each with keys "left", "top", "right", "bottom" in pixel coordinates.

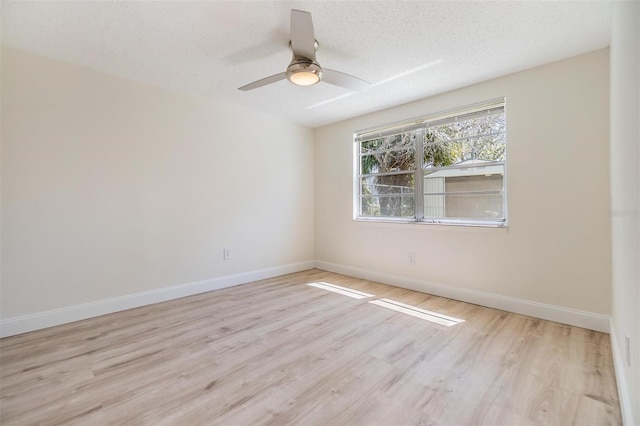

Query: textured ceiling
[{"left": 1, "top": 1, "right": 613, "bottom": 128}]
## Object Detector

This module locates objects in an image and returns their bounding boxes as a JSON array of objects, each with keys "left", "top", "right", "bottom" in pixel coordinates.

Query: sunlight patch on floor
[
  {"left": 369, "top": 298, "right": 465, "bottom": 327},
  {"left": 307, "top": 282, "right": 464, "bottom": 326},
  {"left": 307, "top": 282, "right": 375, "bottom": 299}
]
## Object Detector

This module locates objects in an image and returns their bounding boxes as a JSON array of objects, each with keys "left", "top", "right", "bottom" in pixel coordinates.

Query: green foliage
[
  {"left": 426, "top": 114, "right": 506, "bottom": 164},
  {"left": 424, "top": 131, "right": 458, "bottom": 167}
]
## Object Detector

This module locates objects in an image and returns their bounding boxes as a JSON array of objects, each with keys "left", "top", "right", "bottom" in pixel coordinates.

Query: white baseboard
[
  {"left": 314, "top": 260, "right": 610, "bottom": 333},
  {"left": 610, "top": 319, "right": 636, "bottom": 426},
  {"left": 0, "top": 260, "right": 611, "bottom": 338},
  {"left": 0, "top": 261, "right": 315, "bottom": 338}
]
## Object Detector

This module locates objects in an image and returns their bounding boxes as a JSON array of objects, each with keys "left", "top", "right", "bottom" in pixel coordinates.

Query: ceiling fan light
[
  {"left": 286, "top": 61, "right": 322, "bottom": 86},
  {"left": 289, "top": 70, "right": 320, "bottom": 86}
]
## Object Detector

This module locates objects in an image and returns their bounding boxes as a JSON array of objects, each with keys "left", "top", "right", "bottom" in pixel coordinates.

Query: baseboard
[
  {"left": 314, "top": 260, "right": 610, "bottom": 333},
  {"left": 0, "top": 260, "right": 611, "bottom": 338},
  {"left": 610, "top": 318, "right": 636, "bottom": 426},
  {"left": 0, "top": 260, "right": 315, "bottom": 338}
]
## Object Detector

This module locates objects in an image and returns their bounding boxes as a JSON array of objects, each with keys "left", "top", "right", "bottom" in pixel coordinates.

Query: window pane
[
  {"left": 361, "top": 195, "right": 415, "bottom": 217},
  {"left": 445, "top": 174, "right": 503, "bottom": 193},
  {"left": 424, "top": 166, "right": 504, "bottom": 188},
  {"left": 361, "top": 174, "right": 415, "bottom": 195},
  {"left": 475, "top": 136, "right": 506, "bottom": 162},
  {"left": 361, "top": 151, "right": 415, "bottom": 174},
  {"left": 361, "top": 134, "right": 416, "bottom": 174},
  {"left": 424, "top": 141, "right": 463, "bottom": 167},
  {"left": 424, "top": 174, "right": 504, "bottom": 219},
  {"left": 360, "top": 138, "right": 385, "bottom": 153},
  {"left": 424, "top": 193, "right": 504, "bottom": 219},
  {"left": 450, "top": 135, "right": 505, "bottom": 162},
  {"left": 424, "top": 135, "right": 505, "bottom": 167},
  {"left": 361, "top": 133, "right": 416, "bottom": 153},
  {"left": 429, "top": 114, "right": 505, "bottom": 142},
  {"left": 361, "top": 173, "right": 414, "bottom": 217}
]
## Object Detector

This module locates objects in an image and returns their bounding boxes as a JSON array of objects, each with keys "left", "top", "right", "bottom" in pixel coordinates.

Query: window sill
[{"left": 354, "top": 217, "right": 508, "bottom": 232}]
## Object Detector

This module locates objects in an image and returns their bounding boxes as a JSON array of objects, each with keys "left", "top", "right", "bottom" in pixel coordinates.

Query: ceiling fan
[{"left": 238, "top": 9, "right": 372, "bottom": 92}]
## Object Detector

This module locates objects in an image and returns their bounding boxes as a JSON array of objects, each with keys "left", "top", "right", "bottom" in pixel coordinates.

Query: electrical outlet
[
  {"left": 408, "top": 252, "right": 416, "bottom": 265},
  {"left": 223, "top": 248, "right": 232, "bottom": 260},
  {"left": 625, "top": 334, "right": 631, "bottom": 367}
]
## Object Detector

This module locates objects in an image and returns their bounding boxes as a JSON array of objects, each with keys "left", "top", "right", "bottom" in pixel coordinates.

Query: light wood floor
[{"left": 0, "top": 269, "right": 621, "bottom": 425}]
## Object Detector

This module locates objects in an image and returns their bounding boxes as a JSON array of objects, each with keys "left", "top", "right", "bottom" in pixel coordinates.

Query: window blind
[{"left": 356, "top": 98, "right": 505, "bottom": 143}]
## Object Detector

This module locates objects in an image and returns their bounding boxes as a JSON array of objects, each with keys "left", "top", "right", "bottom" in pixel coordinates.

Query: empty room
[{"left": 1, "top": 1, "right": 638, "bottom": 425}]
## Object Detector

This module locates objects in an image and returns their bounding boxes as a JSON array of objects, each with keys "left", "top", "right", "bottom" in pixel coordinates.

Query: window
[{"left": 355, "top": 99, "right": 506, "bottom": 227}]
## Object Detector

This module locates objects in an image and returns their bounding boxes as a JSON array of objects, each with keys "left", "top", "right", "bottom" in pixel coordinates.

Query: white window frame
[{"left": 354, "top": 98, "right": 507, "bottom": 227}]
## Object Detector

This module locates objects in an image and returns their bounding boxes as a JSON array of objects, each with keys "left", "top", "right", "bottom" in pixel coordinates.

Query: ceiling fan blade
[
  {"left": 322, "top": 69, "right": 373, "bottom": 92},
  {"left": 290, "top": 9, "right": 316, "bottom": 60},
  {"left": 238, "top": 72, "right": 287, "bottom": 91}
]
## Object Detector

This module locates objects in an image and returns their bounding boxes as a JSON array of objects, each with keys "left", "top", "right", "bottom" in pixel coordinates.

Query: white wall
[
  {"left": 315, "top": 49, "right": 611, "bottom": 329},
  {"left": 0, "top": 47, "right": 315, "bottom": 331},
  {"left": 610, "top": 1, "right": 640, "bottom": 424}
]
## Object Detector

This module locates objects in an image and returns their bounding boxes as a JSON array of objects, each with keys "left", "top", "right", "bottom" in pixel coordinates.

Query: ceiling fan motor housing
[{"left": 286, "top": 57, "right": 323, "bottom": 86}]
